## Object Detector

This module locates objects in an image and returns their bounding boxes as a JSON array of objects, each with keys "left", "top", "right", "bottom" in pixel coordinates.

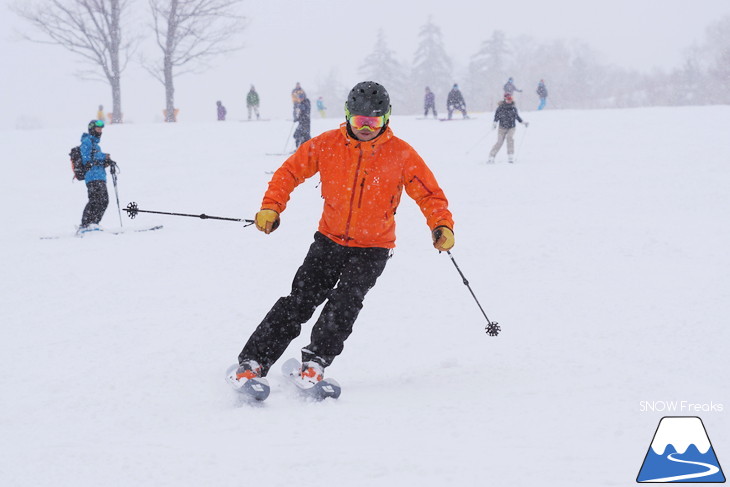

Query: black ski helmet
[
  {"left": 345, "top": 81, "right": 391, "bottom": 117},
  {"left": 88, "top": 119, "right": 104, "bottom": 135}
]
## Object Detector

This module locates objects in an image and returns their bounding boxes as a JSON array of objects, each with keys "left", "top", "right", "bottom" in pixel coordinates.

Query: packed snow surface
[{"left": 2, "top": 105, "right": 729, "bottom": 486}]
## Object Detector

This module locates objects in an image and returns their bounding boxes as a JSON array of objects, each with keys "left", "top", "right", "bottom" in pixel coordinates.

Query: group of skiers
[
  {"left": 425, "top": 77, "right": 549, "bottom": 118},
  {"left": 420, "top": 77, "right": 547, "bottom": 162},
  {"left": 503, "top": 77, "right": 549, "bottom": 110},
  {"left": 213, "top": 83, "right": 318, "bottom": 149},
  {"left": 215, "top": 85, "right": 262, "bottom": 122}
]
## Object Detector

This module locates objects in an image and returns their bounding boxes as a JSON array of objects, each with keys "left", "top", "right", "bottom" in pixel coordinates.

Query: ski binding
[
  {"left": 281, "top": 358, "right": 341, "bottom": 400},
  {"left": 225, "top": 364, "right": 270, "bottom": 401}
]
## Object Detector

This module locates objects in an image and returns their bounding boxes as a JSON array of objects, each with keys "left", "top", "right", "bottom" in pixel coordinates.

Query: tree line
[
  {"left": 15, "top": 3, "right": 729, "bottom": 121},
  {"left": 353, "top": 15, "right": 730, "bottom": 114}
]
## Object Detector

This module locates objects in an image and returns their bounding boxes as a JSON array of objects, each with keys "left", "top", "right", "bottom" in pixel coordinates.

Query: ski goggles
[
  {"left": 345, "top": 106, "right": 391, "bottom": 131},
  {"left": 348, "top": 114, "right": 386, "bottom": 131},
  {"left": 93, "top": 120, "right": 105, "bottom": 128}
]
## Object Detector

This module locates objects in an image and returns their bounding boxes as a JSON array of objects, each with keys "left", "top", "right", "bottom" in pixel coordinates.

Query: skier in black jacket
[
  {"left": 446, "top": 84, "right": 468, "bottom": 120},
  {"left": 424, "top": 87, "right": 437, "bottom": 118},
  {"left": 293, "top": 97, "right": 311, "bottom": 148},
  {"left": 503, "top": 77, "right": 522, "bottom": 95},
  {"left": 488, "top": 93, "right": 528, "bottom": 163}
]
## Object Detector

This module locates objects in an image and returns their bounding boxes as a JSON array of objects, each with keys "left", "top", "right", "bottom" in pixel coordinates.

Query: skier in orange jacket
[{"left": 234, "top": 81, "right": 455, "bottom": 388}]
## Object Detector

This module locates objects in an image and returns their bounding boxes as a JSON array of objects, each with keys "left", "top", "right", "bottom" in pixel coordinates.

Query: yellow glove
[
  {"left": 255, "top": 209, "right": 280, "bottom": 234},
  {"left": 432, "top": 226, "right": 455, "bottom": 251}
]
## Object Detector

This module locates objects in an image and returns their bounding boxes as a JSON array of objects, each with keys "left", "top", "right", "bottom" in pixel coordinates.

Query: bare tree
[
  {"left": 13, "top": 0, "right": 136, "bottom": 124},
  {"left": 146, "top": 0, "right": 245, "bottom": 122}
]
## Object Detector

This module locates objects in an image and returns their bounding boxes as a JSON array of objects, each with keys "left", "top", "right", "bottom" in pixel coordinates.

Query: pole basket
[{"left": 486, "top": 322, "right": 501, "bottom": 336}]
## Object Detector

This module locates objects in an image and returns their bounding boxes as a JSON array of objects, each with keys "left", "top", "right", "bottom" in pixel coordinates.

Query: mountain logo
[{"left": 637, "top": 416, "right": 725, "bottom": 483}]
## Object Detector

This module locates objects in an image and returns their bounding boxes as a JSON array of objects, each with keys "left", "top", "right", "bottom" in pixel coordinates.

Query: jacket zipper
[
  {"left": 357, "top": 177, "right": 365, "bottom": 208},
  {"left": 410, "top": 175, "right": 433, "bottom": 195},
  {"left": 343, "top": 146, "right": 364, "bottom": 242}
]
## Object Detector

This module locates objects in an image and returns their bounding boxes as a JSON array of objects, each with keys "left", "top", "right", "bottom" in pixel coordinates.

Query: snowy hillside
[{"left": 2, "top": 105, "right": 729, "bottom": 486}]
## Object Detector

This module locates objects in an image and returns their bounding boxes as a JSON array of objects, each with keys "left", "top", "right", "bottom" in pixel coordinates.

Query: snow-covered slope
[{"left": 1, "top": 105, "right": 728, "bottom": 486}]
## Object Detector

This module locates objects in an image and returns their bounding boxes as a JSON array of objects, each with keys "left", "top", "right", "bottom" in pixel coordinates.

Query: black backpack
[{"left": 69, "top": 146, "right": 87, "bottom": 181}]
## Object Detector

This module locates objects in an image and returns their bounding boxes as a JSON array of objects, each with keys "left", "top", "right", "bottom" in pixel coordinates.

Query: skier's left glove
[
  {"left": 432, "top": 226, "right": 455, "bottom": 252},
  {"left": 492, "top": 122, "right": 497, "bottom": 130},
  {"left": 523, "top": 121, "right": 530, "bottom": 128},
  {"left": 255, "top": 209, "right": 280, "bottom": 234}
]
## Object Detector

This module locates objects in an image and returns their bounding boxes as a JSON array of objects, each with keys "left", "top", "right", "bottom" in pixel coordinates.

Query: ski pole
[
  {"left": 514, "top": 125, "right": 529, "bottom": 164},
  {"left": 123, "top": 202, "right": 255, "bottom": 227},
  {"left": 465, "top": 131, "right": 490, "bottom": 156},
  {"left": 445, "top": 250, "right": 500, "bottom": 336},
  {"left": 282, "top": 121, "right": 296, "bottom": 154},
  {"left": 109, "top": 162, "right": 123, "bottom": 227}
]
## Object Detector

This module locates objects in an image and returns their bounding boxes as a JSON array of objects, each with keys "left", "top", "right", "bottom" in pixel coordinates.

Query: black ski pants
[
  {"left": 424, "top": 102, "right": 437, "bottom": 118},
  {"left": 81, "top": 180, "right": 109, "bottom": 226},
  {"left": 239, "top": 232, "right": 390, "bottom": 375}
]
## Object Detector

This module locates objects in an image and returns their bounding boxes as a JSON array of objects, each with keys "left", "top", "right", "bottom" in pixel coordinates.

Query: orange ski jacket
[{"left": 261, "top": 123, "right": 454, "bottom": 249}]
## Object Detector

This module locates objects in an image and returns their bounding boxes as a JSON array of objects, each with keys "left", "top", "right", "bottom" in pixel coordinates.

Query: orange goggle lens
[{"left": 348, "top": 114, "right": 386, "bottom": 131}]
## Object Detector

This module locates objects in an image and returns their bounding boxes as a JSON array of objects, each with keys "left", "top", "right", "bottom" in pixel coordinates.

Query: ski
[
  {"left": 239, "top": 119, "right": 270, "bottom": 122},
  {"left": 281, "top": 358, "right": 341, "bottom": 400},
  {"left": 106, "top": 225, "right": 164, "bottom": 235},
  {"left": 439, "top": 117, "right": 477, "bottom": 122},
  {"left": 40, "top": 225, "right": 163, "bottom": 240},
  {"left": 225, "top": 364, "right": 270, "bottom": 402}
]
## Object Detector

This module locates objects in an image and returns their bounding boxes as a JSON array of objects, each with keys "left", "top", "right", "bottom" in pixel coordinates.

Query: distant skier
[
  {"left": 446, "top": 83, "right": 468, "bottom": 120},
  {"left": 96, "top": 105, "right": 106, "bottom": 123},
  {"left": 78, "top": 120, "right": 113, "bottom": 233},
  {"left": 232, "top": 81, "right": 454, "bottom": 396},
  {"left": 316, "top": 96, "right": 327, "bottom": 118},
  {"left": 536, "top": 79, "right": 548, "bottom": 110},
  {"left": 293, "top": 97, "right": 311, "bottom": 148},
  {"left": 216, "top": 100, "right": 227, "bottom": 121},
  {"left": 503, "top": 77, "right": 522, "bottom": 95},
  {"left": 247, "top": 85, "right": 260, "bottom": 120},
  {"left": 424, "top": 86, "right": 437, "bottom": 118},
  {"left": 291, "top": 82, "right": 306, "bottom": 120},
  {"left": 488, "top": 93, "right": 529, "bottom": 164}
]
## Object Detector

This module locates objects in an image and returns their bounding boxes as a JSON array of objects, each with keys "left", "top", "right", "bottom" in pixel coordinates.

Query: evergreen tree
[
  {"left": 705, "top": 15, "right": 730, "bottom": 103},
  {"left": 411, "top": 18, "right": 453, "bottom": 114},
  {"left": 315, "top": 68, "right": 348, "bottom": 117},
  {"left": 358, "top": 29, "right": 408, "bottom": 113},
  {"left": 467, "top": 30, "right": 510, "bottom": 111}
]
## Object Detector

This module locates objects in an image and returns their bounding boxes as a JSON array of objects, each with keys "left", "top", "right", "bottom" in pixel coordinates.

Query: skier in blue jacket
[
  {"left": 78, "top": 120, "right": 112, "bottom": 233},
  {"left": 536, "top": 79, "right": 548, "bottom": 110}
]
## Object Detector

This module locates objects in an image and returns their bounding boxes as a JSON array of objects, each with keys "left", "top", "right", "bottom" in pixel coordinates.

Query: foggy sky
[{"left": 1, "top": 0, "right": 727, "bottom": 129}]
